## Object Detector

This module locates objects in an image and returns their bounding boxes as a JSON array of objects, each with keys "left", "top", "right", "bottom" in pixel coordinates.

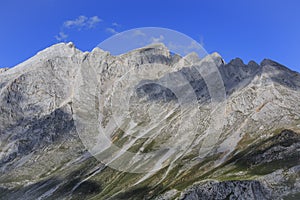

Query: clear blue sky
[{"left": 1, "top": 0, "right": 300, "bottom": 72}]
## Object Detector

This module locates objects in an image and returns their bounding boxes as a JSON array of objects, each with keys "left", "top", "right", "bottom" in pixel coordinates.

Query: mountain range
[{"left": 0, "top": 42, "right": 299, "bottom": 200}]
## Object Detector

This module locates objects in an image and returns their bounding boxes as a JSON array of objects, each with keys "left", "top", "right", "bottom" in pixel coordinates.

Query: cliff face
[{"left": 0, "top": 42, "right": 299, "bottom": 200}]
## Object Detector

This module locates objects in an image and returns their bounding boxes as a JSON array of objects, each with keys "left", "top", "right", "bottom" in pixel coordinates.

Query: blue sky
[{"left": 1, "top": 0, "right": 300, "bottom": 72}]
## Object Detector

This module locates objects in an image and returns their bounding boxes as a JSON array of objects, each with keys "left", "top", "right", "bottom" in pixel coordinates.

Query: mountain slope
[{"left": 0, "top": 42, "right": 299, "bottom": 200}]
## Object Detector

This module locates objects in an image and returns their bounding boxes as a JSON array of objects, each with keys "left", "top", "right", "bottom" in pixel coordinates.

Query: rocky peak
[
  {"left": 229, "top": 57, "right": 245, "bottom": 67},
  {"left": 260, "top": 58, "right": 280, "bottom": 67},
  {"left": 209, "top": 52, "right": 225, "bottom": 66},
  {"left": 260, "top": 58, "right": 297, "bottom": 75},
  {"left": 247, "top": 60, "right": 260, "bottom": 68},
  {"left": 121, "top": 43, "right": 170, "bottom": 58},
  {"left": 183, "top": 52, "right": 201, "bottom": 64}
]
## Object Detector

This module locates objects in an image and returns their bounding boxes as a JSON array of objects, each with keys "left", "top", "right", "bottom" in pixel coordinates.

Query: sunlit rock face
[{"left": 0, "top": 42, "right": 299, "bottom": 200}]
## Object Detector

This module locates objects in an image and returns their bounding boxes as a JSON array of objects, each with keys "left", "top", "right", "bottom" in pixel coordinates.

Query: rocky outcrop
[
  {"left": 180, "top": 180, "right": 272, "bottom": 200},
  {"left": 0, "top": 68, "right": 9, "bottom": 74}
]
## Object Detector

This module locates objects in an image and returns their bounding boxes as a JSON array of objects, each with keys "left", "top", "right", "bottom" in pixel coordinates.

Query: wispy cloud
[
  {"left": 88, "top": 16, "right": 102, "bottom": 28},
  {"left": 64, "top": 16, "right": 87, "bottom": 29},
  {"left": 64, "top": 15, "right": 102, "bottom": 29},
  {"left": 112, "top": 22, "right": 121, "bottom": 27},
  {"left": 106, "top": 27, "right": 119, "bottom": 35},
  {"left": 132, "top": 30, "right": 146, "bottom": 37},
  {"left": 55, "top": 31, "right": 68, "bottom": 41},
  {"left": 55, "top": 15, "right": 102, "bottom": 41},
  {"left": 150, "top": 35, "right": 164, "bottom": 43}
]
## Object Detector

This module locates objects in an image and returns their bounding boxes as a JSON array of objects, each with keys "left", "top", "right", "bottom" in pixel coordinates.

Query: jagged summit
[
  {"left": 229, "top": 57, "right": 245, "bottom": 66},
  {"left": 247, "top": 60, "right": 260, "bottom": 68},
  {"left": 1, "top": 42, "right": 299, "bottom": 96},
  {"left": 0, "top": 42, "right": 289, "bottom": 74},
  {"left": 261, "top": 58, "right": 281, "bottom": 66},
  {"left": 117, "top": 42, "right": 171, "bottom": 58}
]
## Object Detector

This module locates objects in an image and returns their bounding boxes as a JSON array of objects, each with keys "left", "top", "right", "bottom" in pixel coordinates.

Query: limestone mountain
[{"left": 0, "top": 43, "right": 299, "bottom": 200}]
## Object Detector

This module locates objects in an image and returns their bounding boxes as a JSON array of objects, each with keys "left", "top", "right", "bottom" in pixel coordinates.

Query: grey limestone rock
[{"left": 0, "top": 42, "right": 299, "bottom": 199}]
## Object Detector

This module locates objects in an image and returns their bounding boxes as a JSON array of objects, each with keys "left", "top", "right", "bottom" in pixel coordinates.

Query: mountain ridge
[{"left": 0, "top": 42, "right": 299, "bottom": 200}]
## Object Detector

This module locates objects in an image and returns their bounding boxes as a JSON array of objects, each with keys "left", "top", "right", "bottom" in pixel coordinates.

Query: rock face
[
  {"left": 0, "top": 42, "right": 300, "bottom": 200},
  {"left": 180, "top": 180, "right": 271, "bottom": 200},
  {"left": 0, "top": 68, "right": 9, "bottom": 74}
]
